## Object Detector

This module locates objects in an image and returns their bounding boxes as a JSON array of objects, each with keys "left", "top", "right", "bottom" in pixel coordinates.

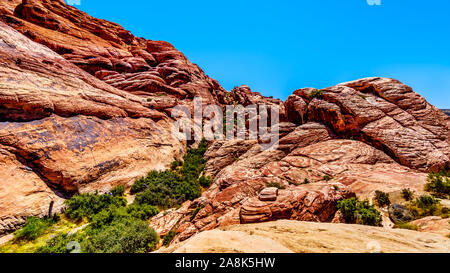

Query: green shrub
[
  {"left": 407, "top": 195, "right": 441, "bottom": 218},
  {"left": 35, "top": 231, "right": 87, "bottom": 254},
  {"left": 266, "top": 182, "right": 285, "bottom": 189},
  {"left": 163, "top": 229, "right": 176, "bottom": 246},
  {"left": 337, "top": 198, "right": 382, "bottom": 226},
  {"left": 131, "top": 139, "right": 208, "bottom": 208},
  {"left": 171, "top": 160, "right": 183, "bottom": 170},
  {"left": 110, "top": 185, "right": 125, "bottom": 197},
  {"left": 190, "top": 205, "right": 204, "bottom": 221},
  {"left": 82, "top": 217, "right": 159, "bottom": 253},
  {"left": 199, "top": 176, "right": 213, "bottom": 188},
  {"left": 14, "top": 217, "right": 57, "bottom": 241},
  {"left": 425, "top": 169, "right": 450, "bottom": 198},
  {"left": 302, "top": 178, "right": 310, "bottom": 185},
  {"left": 126, "top": 203, "right": 160, "bottom": 220},
  {"left": 395, "top": 222, "right": 419, "bottom": 231},
  {"left": 323, "top": 175, "right": 333, "bottom": 181},
  {"left": 64, "top": 193, "right": 126, "bottom": 221},
  {"left": 374, "top": 190, "right": 390, "bottom": 207},
  {"left": 308, "top": 89, "right": 324, "bottom": 99},
  {"left": 401, "top": 188, "right": 414, "bottom": 201},
  {"left": 134, "top": 179, "right": 183, "bottom": 208},
  {"left": 89, "top": 207, "right": 131, "bottom": 230}
]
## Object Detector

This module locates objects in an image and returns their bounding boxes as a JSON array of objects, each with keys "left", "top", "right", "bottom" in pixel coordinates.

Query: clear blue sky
[{"left": 74, "top": 0, "right": 450, "bottom": 108}]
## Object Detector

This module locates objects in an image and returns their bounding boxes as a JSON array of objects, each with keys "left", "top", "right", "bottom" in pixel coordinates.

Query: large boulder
[{"left": 388, "top": 204, "right": 413, "bottom": 223}]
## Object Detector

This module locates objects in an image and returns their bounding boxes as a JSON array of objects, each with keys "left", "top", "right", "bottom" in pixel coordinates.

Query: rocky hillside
[{"left": 0, "top": 0, "right": 449, "bottom": 245}]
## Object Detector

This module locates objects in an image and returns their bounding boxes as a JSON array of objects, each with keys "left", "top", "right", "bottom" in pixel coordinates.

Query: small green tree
[
  {"left": 337, "top": 198, "right": 382, "bottom": 226},
  {"left": 401, "top": 188, "right": 414, "bottom": 201},
  {"left": 425, "top": 170, "right": 450, "bottom": 198},
  {"left": 374, "top": 190, "right": 390, "bottom": 207}
]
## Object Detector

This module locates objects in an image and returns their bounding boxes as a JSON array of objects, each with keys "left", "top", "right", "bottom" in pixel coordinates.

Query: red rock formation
[
  {"left": 290, "top": 79, "right": 450, "bottom": 171},
  {"left": 1, "top": 1, "right": 449, "bottom": 239},
  {"left": 152, "top": 138, "right": 432, "bottom": 243},
  {"left": 0, "top": 19, "right": 184, "bottom": 235}
]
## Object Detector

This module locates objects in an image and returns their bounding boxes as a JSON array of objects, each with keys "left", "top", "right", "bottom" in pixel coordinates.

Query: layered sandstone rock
[
  {"left": 0, "top": 0, "right": 226, "bottom": 105},
  {"left": 0, "top": 20, "right": 184, "bottom": 235},
  {"left": 152, "top": 138, "right": 433, "bottom": 243},
  {"left": 289, "top": 79, "right": 450, "bottom": 171}
]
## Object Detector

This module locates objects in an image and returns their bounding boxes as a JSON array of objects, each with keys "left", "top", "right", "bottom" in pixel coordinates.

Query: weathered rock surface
[
  {"left": 0, "top": 19, "right": 184, "bottom": 234},
  {"left": 1, "top": 0, "right": 449, "bottom": 244},
  {"left": 258, "top": 187, "right": 278, "bottom": 201},
  {"left": 152, "top": 138, "right": 432, "bottom": 243},
  {"left": 158, "top": 220, "right": 450, "bottom": 253},
  {"left": 290, "top": 79, "right": 450, "bottom": 171},
  {"left": 410, "top": 216, "right": 450, "bottom": 237},
  {"left": 1, "top": 0, "right": 226, "bottom": 104}
]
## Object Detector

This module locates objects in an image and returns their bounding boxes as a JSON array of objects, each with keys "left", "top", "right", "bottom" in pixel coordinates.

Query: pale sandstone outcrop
[{"left": 158, "top": 220, "right": 450, "bottom": 253}]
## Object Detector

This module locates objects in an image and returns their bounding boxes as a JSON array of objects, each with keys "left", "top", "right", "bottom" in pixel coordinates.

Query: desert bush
[
  {"left": 374, "top": 190, "right": 390, "bottom": 207},
  {"left": 64, "top": 193, "right": 126, "bottom": 221},
  {"left": 425, "top": 169, "right": 450, "bottom": 198},
  {"left": 82, "top": 217, "right": 159, "bottom": 253},
  {"left": 131, "top": 139, "right": 209, "bottom": 208},
  {"left": 163, "top": 229, "right": 176, "bottom": 246},
  {"left": 126, "top": 203, "right": 160, "bottom": 220},
  {"left": 110, "top": 185, "right": 125, "bottom": 197},
  {"left": 337, "top": 198, "right": 382, "bottom": 226},
  {"left": 323, "top": 175, "right": 333, "bottom": 181},
  {"left": 308, "top": 89, "right": 324, "bottom": 99},
  {"left": 170, "top": 160, "right": 183, "bottom": 170},
  {"left": 266, "top": 182, "right": 285, "bottom": 189},
  {"left": 190, "top": 205, "right": 205, "bottom": 221},
  {"left": 14, "top": 216, "right": 57, "bottom": 241},
  {"left": 35, "top": 233, "right": 79, "bottom": 253},
  {"left": 407, "top": 195, "right": 441, "bottom": 218},
  {"left": 135, "top": 180, "right": 182, "bottom": 208},
  {"left": 199, "top": 175, "right": 213, "bottom": 188},
  {"left": 395, "top": 222, "right": 419, "bottom": 231},
  {"left": 401, "top": 188, "right": 414, "bottom": 201}
]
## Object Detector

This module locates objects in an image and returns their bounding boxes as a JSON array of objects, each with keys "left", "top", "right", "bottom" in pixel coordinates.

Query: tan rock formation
[{"left": 159, "top": 220, "right": 450, "bottom": 253}]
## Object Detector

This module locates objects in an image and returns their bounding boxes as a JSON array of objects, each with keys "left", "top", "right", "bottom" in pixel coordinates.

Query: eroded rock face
[
  {"left": 151, "top": 137, "right": 436, "bottom": 243},
  {"left": 1, "top": 0, "right": 226, "bottom": 105},
  {"left": 0, "top": 20, "right": 184, "bottom": 235},
  {"left": 290, "top": 79, "right": 450, "bottom": 172}
]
